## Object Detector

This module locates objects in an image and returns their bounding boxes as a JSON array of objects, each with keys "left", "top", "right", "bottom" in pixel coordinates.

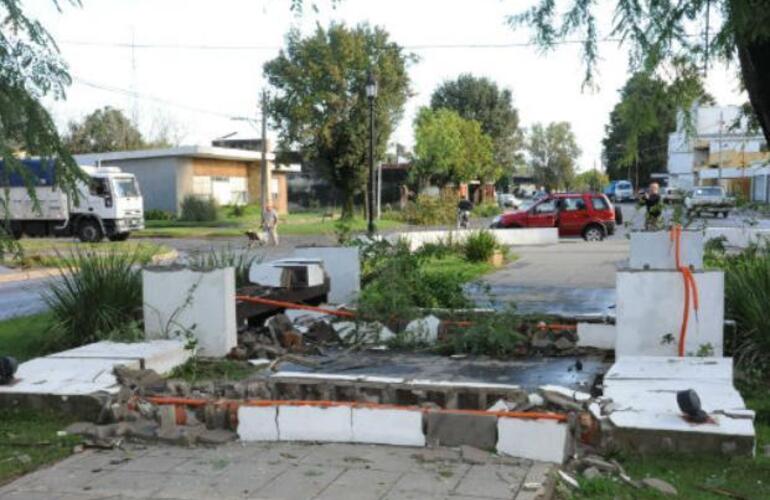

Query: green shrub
[
  {"left": 145, "top": 209, "right": 175, "bottom": 221},
  {"left": 401, "top": 193, "right": 457, "bottom": 225},
  {"left": 188, "top": 246, "right": 261, "bottom": 288},
  {"left": 42, "top": 249, "right": 145, "bottom": 349},
  {"left": 228, "top": 204, "right": 246, "bottom": 217},
  {"left": 715, "top": 244, "right": 770, "bottom": 380},
  {"left": 463, "top": 230, "right": 498, "bottom": 262},
  {"left": 472, "top": 202, "right": 501, "bottom": 218},
  {"left": 448, "top": 306, "right": 526, "bottom": 357},
  {"left": 356, "top": 240, "right": 470, "bottom": 322},
  {"left": 180, "top": 195, "right": 219, "bottom": 222}
]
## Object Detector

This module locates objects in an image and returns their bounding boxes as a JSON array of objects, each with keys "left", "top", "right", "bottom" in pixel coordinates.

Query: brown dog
[{"left": 244, "top": 230, "right": 264, "bottom": 248}]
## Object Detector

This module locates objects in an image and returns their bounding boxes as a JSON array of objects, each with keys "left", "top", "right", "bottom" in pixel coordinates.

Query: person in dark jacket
[{"left": 639, "top": 182, "right": 663, "bottom": 230}]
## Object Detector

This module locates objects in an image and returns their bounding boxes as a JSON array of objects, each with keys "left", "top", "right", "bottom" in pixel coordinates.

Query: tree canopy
[
  {"left": 0, "top": 0, "right": 82, "bottom": 198},
  {"left": 526, "top": 122, "right": 581, "bottom": 191},
  {"left": 264, "top": 23, "right": 412, "bottom": 217},
  {"left": 412, "top": 107, "right": 497, "bottom": 188},
  {"left": 574, "top": 169, "right": 609, "bottom": 193},
  {"left": 509, "top": 1, "right": 770, "bottom": 145},
  {"left": 603, "top": 69, "right": 712, "bottom": 186},
  {"left": 430, "top": 74, "right": 523, "bottom": 176},
  {"left": 64, "top": 107, "right": 146, "bottom": 154}
]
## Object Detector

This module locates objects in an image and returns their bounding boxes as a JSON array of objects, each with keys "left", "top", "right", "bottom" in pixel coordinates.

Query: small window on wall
[
  {"left": 271, "top": 178, "right": 279, "bottom": 195},
  {"left": 761, "top": 142, "right": 769, "bottom": 153}
]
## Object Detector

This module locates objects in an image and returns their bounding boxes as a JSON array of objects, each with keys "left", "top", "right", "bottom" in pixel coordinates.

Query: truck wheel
[
  {"left": 108, "top": 232, "right": 130, "bottom": 242},
  {"left": 77, "top": 219, "right": 103, "bottom": 243},
  {"left": 583, "top": 225, "right": 605, "bottom": 242}
]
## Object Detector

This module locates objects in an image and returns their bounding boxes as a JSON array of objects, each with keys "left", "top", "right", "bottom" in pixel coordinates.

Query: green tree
[
  {"left": 526, "top": 122, "right": 581, "bottom": 191},
  {"left": 574, "top": 169, "right": 609, "bottom": 193},
  {"left": 430, "top": 74, "right": 523, "bottom": 177},
  {"left": 1, "top": 0, "right": 83, "bottom": 252},
  {"left": 603, "top": 68, "right": 713, "bottom": 186},
  {"left": 64, "top": 107, "right": 147, "bottom": 154},
  {"left": 509, "top": 1, "right": 770, "bottom": 147},
  {"left": 264, "top": 23, "right": 412, "bottom": 218},
  {"left": 412, "top": 107, "right": 497, "bottom": 188}
]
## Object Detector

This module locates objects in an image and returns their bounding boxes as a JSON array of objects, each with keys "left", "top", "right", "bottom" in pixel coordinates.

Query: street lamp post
[{"left": 365, "top": 72, "right": 378, "bottom": 236}]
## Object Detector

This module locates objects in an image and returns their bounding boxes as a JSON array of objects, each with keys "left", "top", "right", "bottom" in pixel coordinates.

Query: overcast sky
[{"left": 33, "top": 0, "right": 746, "bottom": 172}]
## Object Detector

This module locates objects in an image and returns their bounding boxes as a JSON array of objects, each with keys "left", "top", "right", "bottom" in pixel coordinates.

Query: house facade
[
  {"left": 75, "top": 146, "right": 298, "bottom": 214},
  {"left": 667, "top": 105, "right": 770, "bottom": 191}
]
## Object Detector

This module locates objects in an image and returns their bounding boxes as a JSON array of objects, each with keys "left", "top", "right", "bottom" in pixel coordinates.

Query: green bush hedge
[
  {"left": 145, "top": 209, "right": 176, "bottom": 221},
  {"left": 463, "top": 230, "right": 498, "bottom": 262},
  {"left": 180, "top": 195, "right": 219, "bottom": 222}
]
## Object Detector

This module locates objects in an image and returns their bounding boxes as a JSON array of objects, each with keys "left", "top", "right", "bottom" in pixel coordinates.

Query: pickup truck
[{"left": 684, "top": 186, "right": 735, "bottom": 218}]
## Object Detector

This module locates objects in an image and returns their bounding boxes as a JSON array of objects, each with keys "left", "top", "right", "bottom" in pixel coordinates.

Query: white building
[{"left": 667, "top": 105, "right": 769, "bottom": 189}]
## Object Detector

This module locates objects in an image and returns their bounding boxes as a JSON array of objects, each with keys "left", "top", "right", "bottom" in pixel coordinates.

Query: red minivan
[{"left": 490, "top": 193, "right": 618, "bottom": 241}]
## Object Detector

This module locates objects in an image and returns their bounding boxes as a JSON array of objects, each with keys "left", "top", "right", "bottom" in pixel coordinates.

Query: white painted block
[
  {"left": 238, "top": 406, "right": 279, "bottom": 441},
  {"left": 393, "top": 228, "right": 558, "bottom": 251},
  {"left": 629, "top": 231, "right": 703, "bottom": 270},
  {"left": 605, "top": 356, "right": 733, "bottom": 382},
  {"left": 497, "top": 417, "right": 569, "bottom": 464},
  {"left": 351, "top": 407, "right": 425, "bottom": 446},
  {"left": 0, "top": 357, "right": 140, "bottom": 396},
  {"left": 295, "top": 247, "right": 361, "bottom": 304},
  {"left": 404, "top": 315, "right": 440, "bottom": 343},
  {"left": 278, "top": 405, "right": 353, "bottom": 443},
  {"left": 248, "top": 263, "right": 284, "bottom": 287},
  {"left": 49, "top": 340, "right": 190, "bottom": 375},
  {"left": 615, "top": 270, "right": 724, "bottom": 357},
  {"left": 609, "top": 411, "right": 755, "bottom": 437},
  {"left": 576, "top": 323, "right": 616, "bottom": 350},
  {"left": 604, "top": 380, "right": 746, "bottom": 413},
  {"left": 143, "top": 267, "right": 237, "bottom": 357}
]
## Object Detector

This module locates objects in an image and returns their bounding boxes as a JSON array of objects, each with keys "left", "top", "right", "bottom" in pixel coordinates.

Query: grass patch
[
  {"left": 137, "top": 212, "right": 404, "bottom": 238},
  {"left": 0, "top": 408, "right": 80, "bottom": 486},
  {"left": 421, "top": 254, "right": 494, "bottom": 283},
  {"left": 570, "top": 391, "right": 770, "bottom": 499},
  {"left": 2, "top": 240, "right": 171, "bottom": 268},
  {"left": 0, "top": 313, "right": 55, "bottom": 362},
  {"left": 169, "top": 358, "right": 261, "bottom": 383}
]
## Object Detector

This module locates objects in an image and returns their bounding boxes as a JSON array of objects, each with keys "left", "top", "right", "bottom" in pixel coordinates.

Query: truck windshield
[{"left": 113, "top": 177, "right": 140, "bottom": 198}]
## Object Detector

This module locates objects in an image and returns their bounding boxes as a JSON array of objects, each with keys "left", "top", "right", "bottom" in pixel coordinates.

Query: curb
[{"left": 0, "top": 267, "right": 60, "bottom": 284}]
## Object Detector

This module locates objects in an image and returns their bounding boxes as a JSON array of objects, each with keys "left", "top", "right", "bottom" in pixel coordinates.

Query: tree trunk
[
  {"left": 737, "top": 37, "right": 770, "bottom": 143},
  {"left": 341, "top": 189, "right": 354, "bottom": 219}
]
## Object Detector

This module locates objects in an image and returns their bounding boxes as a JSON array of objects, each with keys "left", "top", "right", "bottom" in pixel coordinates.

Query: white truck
[{"left": 1, "top": 159, "right": 144, "bottom": 242}]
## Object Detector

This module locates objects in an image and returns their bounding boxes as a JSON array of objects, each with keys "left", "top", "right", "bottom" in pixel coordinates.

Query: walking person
[
  {"left": 262, "top": 204, "right": 279, "bottom": 246},
  {"left": 639, "top": 182, "right": 663, "bottom": 231}
]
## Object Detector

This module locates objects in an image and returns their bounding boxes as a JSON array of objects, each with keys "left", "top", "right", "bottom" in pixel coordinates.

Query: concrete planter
[{"left": 488, "top": 249, "right": 504, "bottom": 268}]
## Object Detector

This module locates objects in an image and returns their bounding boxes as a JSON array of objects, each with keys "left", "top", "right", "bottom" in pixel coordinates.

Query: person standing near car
[{"left": 639, "top": 182, "right": 663, "bottom": 230}]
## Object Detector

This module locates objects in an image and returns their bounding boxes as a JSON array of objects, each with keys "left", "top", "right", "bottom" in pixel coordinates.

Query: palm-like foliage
[{"left": 43, "top": 248, "right": 145, "bottom": 349}]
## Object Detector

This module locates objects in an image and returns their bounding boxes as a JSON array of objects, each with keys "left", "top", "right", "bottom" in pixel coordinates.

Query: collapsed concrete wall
[
  {"left": 705, "top": 226, "right": 770, "bottom": 249},
  {"left": 294, "top": 246, "right": 360, "bottom": 304},
  {"left": 393, "top": 228, "right": 558, "bottom": 251},
  {"left": 143, "top": 266, "right": 237, "bottom": 357}
]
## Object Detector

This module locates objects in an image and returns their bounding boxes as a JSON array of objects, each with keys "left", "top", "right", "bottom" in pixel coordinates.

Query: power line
[
  {"left": 72, "top": 76, "right": 240, "bottom": 119},
  {"left": 59, "top": 32, "right": 708, "bottom": 52}
]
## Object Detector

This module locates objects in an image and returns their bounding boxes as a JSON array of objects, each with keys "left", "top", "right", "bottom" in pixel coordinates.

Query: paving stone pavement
[{"left": 0, "top": 442, "right": 553, "bottom": 500}]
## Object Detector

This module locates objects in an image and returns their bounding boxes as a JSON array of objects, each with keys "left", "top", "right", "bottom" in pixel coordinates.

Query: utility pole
[
  {"left": 704, "top": 0, "right": 711, "bottom": 77},
  {"left": 718, "top": 110, "right": 724, "bottom": 186},
  {"left": 260, "top": 90, "right": 271, "bottom": 212}
]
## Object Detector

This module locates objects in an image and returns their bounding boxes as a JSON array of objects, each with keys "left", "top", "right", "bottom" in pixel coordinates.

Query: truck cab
[
  {"left": 1, "top": 160, "right": 144, "bottom": 242},
  {"left": 77, "top": 166, "right": 144, "bottom": 241}
]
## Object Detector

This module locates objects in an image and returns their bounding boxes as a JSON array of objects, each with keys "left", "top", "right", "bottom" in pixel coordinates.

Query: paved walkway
[{"left": 0, "top": 442, "right": 552, "bottom": 500}]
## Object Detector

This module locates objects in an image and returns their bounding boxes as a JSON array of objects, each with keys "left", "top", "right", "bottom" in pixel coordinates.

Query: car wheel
[
  {"left": 77, "top": 219, "right": 103, "bottom": 243},
  {"left": 583, "top": 225, "right": 604, "bottom": 242},
  {"left": 615, "top": 205, "right": 624, "bottom": 225}
]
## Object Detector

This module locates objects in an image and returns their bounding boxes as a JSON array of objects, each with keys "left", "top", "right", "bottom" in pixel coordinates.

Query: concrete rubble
[{"left": 3, "top": 230, "right": 758, "bottom": 490}]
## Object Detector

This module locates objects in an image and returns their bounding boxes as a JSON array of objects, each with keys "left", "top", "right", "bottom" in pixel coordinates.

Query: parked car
[
  {"left": 497, "top": 193, "right": 522, "bottom": 208},
  {"left": 490, "top": 193, "right": 617, "bottom": 241},
  {"left": 662, "top": 187, "right": 684, "bottom": 204},
  {"left": 604, "top": 180, "right": 634, "bottom": 202},
  {"left": 684, "top": 186, "right": 735, "bottom": 218}
]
